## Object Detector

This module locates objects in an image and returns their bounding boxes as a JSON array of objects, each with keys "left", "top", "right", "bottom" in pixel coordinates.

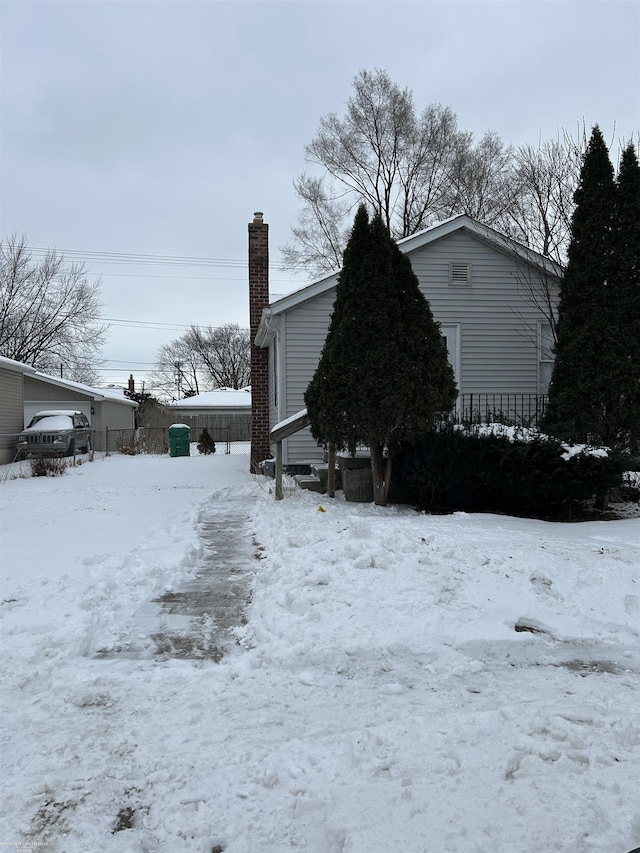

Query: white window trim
[
  {"left": 272, "top": 336, "right": 278, "bottom": 409},
  {"left": 276, "top": 314, "right": 287, "bottom": 425},
  {"left": 538, "top": 319, "right": 554, "bottom": 394},
  {"left": 440, "top": 324, "right": 461, "bottom": 393}
]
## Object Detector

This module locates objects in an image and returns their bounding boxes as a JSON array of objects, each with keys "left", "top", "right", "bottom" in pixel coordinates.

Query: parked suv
[{"left": 16, "top": 410, "right": 92, "bottom": 459}]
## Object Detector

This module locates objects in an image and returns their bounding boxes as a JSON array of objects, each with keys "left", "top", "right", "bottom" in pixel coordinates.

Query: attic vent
[{"left": 450, "top": 262, "right": 471, "bottom": 286}]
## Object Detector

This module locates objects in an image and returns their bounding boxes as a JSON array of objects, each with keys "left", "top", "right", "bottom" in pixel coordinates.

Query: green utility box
[{"left": 168, "top": 423, "right": 191, "bottom": 457}]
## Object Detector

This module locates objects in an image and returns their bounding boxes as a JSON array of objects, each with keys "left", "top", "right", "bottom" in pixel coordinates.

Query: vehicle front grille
[{"left": 27, "top": 434, "right": 55, "bottom": 444}]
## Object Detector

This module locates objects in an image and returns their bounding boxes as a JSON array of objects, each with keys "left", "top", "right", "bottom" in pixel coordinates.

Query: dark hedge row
[{"left": 390, "top": 427, "right": 630, "bottom": 517}]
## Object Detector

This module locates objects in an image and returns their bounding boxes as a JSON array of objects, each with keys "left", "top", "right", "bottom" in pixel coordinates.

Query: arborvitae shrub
[
  {"left": 197, "top": 428, "right": 216, "bottom": 455},
  {"left": 304, "top": 205, "right": 456, "bottom": 506},
  {"left": 390, "top": 425, "right": 628, "bottom": 517}
]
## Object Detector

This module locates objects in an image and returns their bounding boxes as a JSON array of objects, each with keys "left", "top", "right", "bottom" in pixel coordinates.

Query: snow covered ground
[{"left": 0, "top": 450, "right": 638, "bottom": 853}]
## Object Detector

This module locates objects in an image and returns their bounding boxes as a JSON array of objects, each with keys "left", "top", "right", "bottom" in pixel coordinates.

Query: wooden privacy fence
[{"left": 169, "top": 414, "right": 251, "bottom": 440}]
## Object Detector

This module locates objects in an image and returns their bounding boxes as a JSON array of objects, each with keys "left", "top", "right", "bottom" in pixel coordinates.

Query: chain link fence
[
  {"left": 0, "top": 426, "right": 250, "bottom": 463},
  {"left": 105, "top": 426, "right": 249, "bottom": 456}
]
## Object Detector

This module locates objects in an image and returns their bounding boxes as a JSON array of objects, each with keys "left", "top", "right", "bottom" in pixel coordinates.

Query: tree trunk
[
  {"left": 275, "top": 441, "right": 283, "bottom": 501},
  {"left": 370, "top": 443, "right": 392, "bottom": 507},
  {"left": 327, "top": 445, "right": 336, "bottom": 498},
  {"left": 594, "top": 487, "right": 610, "bottom": 511}
]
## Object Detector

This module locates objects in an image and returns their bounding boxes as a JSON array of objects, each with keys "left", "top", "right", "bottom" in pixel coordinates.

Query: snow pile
[{"left": 0, "top": 452, "right": 639, "bottom": 852}]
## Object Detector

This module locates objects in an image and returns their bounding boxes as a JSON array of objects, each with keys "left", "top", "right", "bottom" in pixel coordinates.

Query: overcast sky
[{"left": 1, "top": 0, "right": 639, "bottom": 391}]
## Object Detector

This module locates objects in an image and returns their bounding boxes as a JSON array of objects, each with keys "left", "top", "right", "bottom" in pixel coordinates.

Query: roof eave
[
  {"left": 0, "top": 356, "right": 39, "bottom": 376},
  {"left": 266, "top": 268, "right": 340, "bottom": 319},
  {"left": 30, "top": 370, "right": 138, "bottom": 406},
  {"left": 255, "top": 308, "right": 280, "bottom": 347},
  {"left": 265, "top": 215, "right": 562, "bottom": 318}
]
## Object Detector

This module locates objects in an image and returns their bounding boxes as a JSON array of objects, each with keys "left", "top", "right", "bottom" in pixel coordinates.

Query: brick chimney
[{"left": 249, "top": 211, "right": 271, "bottom": 473}]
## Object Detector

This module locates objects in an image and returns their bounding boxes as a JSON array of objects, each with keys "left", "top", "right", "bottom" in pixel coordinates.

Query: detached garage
[
  {"left": 0, "top": 356, "right": 137, "bottom": 462},
  {"left": 167, "top": 387, "right": 251, "bottom": 441}
]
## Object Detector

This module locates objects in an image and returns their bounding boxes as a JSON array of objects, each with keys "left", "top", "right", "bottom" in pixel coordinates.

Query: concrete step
[
  {"left": 294, "top": 473, "right": 324, "bottom": 493},
  {"left": 310, "top": 462, "right": 342, "bottom": 492}
]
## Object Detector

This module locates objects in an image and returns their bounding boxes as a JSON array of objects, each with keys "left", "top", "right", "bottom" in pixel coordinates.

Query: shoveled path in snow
[{"left": 96, "top": 489, "right": 256, "bottom": 661}]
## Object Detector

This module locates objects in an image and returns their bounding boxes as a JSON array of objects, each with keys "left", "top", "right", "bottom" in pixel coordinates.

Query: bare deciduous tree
[
  {"left": 185, "top": 324, "right": 250, "bottom": 390},
  {"left": 281, "top": 71, "right": 640, "bottom": 286},
  {"left": 280, "top": 69, "right": 518, "bottom": 276},
  {"left": 448, "top": 130, "right": 516, "bottom": 226},
  {"left": 0, "top": 235, "right": 108, "bottom": 383},
  {"left": 279, "top": 175, "right": 351, "bottom": 274},
  {"left": 152, "top": 337, "right": 203, "bottom": 400},
  {"left": 150, "top": 323, "right": 250, "bottom": 401},
  {"left": 502, "top": 130, "right": 637, "bottom": 344},
  {"left": 498, "top": 137, "right": 580, "bottom": 265}
]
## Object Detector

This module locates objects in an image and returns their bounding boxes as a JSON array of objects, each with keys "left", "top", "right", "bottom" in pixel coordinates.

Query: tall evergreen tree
[
  {"left": 305, "top": 205, "right": 457, "bottom": 506},
  {"left": 543, "top": 126, "right": 618, "bottom": 445},
  {"left": 610, "top": 143, "right": 640, "bottom": 449}
]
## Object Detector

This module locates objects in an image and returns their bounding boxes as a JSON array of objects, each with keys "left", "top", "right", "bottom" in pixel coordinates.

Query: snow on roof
[
  {"left": 168, "top": 387, "right": 252, "bottom": 409},
  {"left": 0, "top": 355, "right": 38, "bottom": 375},
  {"left": 0, "top": 356, "right": 137, "bottom": 406},
  {"left": 272, "top": 407, "right": 307, "bottom": 433},
  {"left": 35, "top": 373, "right": 135, "bottom": 405}
]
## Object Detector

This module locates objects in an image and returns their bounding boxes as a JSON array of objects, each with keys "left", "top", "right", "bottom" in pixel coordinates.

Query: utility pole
[{"left": 174, "top": 361, "right": 183, "bottom": 400}]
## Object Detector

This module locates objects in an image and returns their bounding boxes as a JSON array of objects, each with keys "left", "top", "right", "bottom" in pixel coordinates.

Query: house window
[
  {"left": 440, "top": 325, "right": 460, "bottom": 391},
  {"left": 539, "top": 320, "right": 554, "bottom": 394},
  {"left": 449, "top": 262, "right": 471, "bottom": 286}
]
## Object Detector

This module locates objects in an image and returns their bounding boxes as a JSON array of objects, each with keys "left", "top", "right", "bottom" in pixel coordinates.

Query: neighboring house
[
  {"left": 0, "top": 355, "right": 137, "bottom": 463},
  {"left": 251, "top": 213, "right": 562, "bottom": 465},
  {"left": 166, "top": 388, "right": 251, "bottom": 441}
]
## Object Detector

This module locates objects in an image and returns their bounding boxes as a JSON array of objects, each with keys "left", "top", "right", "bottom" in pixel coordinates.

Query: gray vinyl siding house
[{"left": 256, "top": 215, "right": 562, "bottom": 464}]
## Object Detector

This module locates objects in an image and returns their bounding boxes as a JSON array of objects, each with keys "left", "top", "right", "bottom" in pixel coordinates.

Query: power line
[
  {"left": 101, "top": 317, "right": 197, "bottom": 332},
  {"left": 98, "top": 363, "right": 247, "bottom": 371},
  {"left": 29, "top": 246, "right": 246, "bottom": 267},
  {"left": 96, "top": 271, "right": 300, "bottom": 283},
  {"left": 100, "top": 359, "right": 164, "bottom": 365},
  {"left": 100, "top": 317, "right": 250, "bottom": 332},
  {"left": 27, "top": 245, "right": 296, "bottom": 274}
]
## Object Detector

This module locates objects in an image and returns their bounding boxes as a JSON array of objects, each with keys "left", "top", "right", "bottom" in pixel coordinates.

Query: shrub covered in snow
[{"left": 391, "top": 423, "right": 630, "bottom": 516}]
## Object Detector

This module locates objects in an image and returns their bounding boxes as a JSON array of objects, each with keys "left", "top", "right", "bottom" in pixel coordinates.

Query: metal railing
[{"left": 448, "top": 394, "right": 548, "bottom": 428}]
